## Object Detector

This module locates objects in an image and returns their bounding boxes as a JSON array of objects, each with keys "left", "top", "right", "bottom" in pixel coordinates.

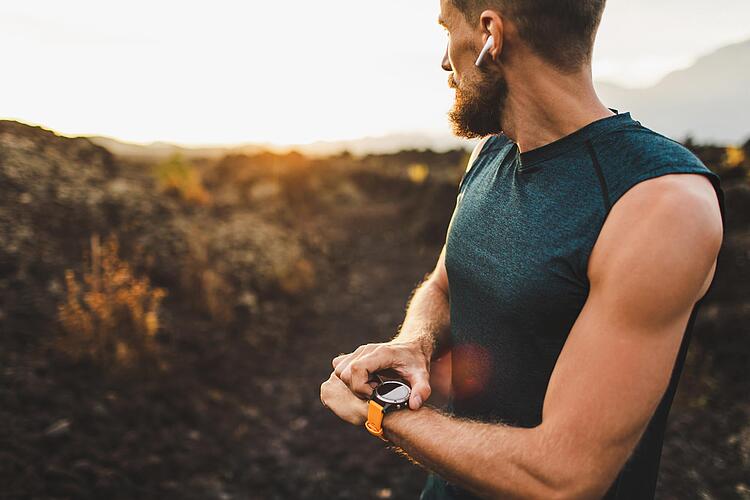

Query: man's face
[{"left": 439, "top": 0, "right": 508, "bottom": 139}]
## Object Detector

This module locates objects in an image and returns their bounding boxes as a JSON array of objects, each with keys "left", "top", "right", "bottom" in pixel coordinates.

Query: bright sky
[{"left": 1, "top": 0, "right": 748, "bottom": 146}]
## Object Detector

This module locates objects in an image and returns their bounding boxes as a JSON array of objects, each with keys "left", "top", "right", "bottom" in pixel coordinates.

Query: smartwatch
[{"left": 365, "top": 379, "right": 411, "bottom": 441}]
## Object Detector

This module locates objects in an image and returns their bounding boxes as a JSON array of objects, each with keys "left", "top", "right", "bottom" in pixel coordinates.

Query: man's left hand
[{"left": 320, "top": 371, "right": 370, "bottom": 426}]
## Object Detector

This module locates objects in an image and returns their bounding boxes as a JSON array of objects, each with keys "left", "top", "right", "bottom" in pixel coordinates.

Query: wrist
[
  {"left": 358, "top": 399, "right": 369, "bottom": 424},
  {"left": 381, "top": 402, "right": 421, "bottom": 441},
  {"left": 391, "top": 332, "right": 435, "bottom": 361}
]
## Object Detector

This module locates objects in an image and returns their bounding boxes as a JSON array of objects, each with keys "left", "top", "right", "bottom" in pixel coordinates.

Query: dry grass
[{"left": 57, "top": 234, "right": 167, "bottom": 366}]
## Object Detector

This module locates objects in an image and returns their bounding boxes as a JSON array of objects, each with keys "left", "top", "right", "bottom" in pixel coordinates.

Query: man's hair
[{"left": 452, "top": 0, "right": 607, "bottom": 72}]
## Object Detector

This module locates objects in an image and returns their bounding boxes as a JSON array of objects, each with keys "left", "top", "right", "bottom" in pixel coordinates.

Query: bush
[
  {"left": 57, "top": 234, "right": 166, "bottom": 366},
  {"left": 178, "top": 213, "right": 317, "bottom": 326}
]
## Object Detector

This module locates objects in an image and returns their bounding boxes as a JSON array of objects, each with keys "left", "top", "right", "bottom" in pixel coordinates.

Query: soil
[
  {"left": 1, "top": 125, "right": 748, "bottom": 499},
  {"left": 0, "top": 183, "right": 438, "bottom": 500}
]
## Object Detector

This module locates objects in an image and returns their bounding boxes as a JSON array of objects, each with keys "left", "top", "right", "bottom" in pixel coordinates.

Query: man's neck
[{"left": 501, "top": 63, "right": 614, "bottom": 153}]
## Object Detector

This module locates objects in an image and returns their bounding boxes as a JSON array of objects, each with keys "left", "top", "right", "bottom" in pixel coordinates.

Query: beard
[{"left": 447, "top": 70, "right": 508, "bottom": 139}]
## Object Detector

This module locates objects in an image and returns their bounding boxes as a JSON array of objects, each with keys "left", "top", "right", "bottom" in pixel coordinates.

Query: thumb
[{"left": 407, "top": 371, "right": 432, "bottom": 410}]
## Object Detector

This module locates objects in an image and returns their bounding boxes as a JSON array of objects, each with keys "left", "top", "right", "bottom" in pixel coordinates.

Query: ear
[{"left": 479, "top": 10, "right": 504, "bottom": 62}]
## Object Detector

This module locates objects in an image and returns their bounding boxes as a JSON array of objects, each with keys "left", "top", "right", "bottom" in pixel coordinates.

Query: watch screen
[{"left": 378, "top": 381, "right": 410, "bottom": 403}]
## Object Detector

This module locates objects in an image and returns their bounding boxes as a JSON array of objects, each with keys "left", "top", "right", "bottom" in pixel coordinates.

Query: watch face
[{"left": 376, "top": 380, "right": 411, "bottom": 404}]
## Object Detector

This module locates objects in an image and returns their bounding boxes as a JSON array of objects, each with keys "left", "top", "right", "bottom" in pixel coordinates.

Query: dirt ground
[
  {"left": 0, "top": 184, "right": 438, "bottom": 500},
  {"left": 1, "top": 126, "right": 748, "bottom": 499}
]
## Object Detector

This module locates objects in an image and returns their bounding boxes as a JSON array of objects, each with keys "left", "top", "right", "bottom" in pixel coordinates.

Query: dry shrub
[
  {"left": 57, "top": 234, "right": 167, "bottom": 366},
  {"left": 155, "top": 153, "right": 211, "bottom": 206},
  {"left": 179, "top": 226, "right": 236, "bottom": 325}
]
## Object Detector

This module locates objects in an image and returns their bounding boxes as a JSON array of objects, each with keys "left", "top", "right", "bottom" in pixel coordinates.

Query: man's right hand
[{"left": 332, "top": 338, "right": 432, "bottom": 410}]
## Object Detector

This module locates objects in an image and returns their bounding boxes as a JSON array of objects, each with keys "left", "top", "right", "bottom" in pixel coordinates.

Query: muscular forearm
[
  {"left": 381, "top": 406, "right": 589, "bottom": 500},
  {"left": 393, "top": 276, "right": 450, "bottom": 361}
]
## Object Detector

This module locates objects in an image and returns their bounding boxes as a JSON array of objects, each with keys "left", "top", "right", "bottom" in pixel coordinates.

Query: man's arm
[
  {"left": 322, "top": 173, "right": 723, "bottom": 498},
  {"left": 331, "top": 137, "right": 491, "bottom": 408}
]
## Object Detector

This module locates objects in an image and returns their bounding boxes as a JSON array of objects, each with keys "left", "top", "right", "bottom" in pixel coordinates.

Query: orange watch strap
[{"left": 365, "top": 400, "right": 388, "bottom": 441}]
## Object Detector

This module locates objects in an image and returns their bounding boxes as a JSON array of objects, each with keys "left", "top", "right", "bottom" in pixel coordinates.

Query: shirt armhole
[
  {"left": 457, "top": 136, "right": 494, "bottom": 192},
  {"left": 465, "top": 136, "right": 493, "bottom": 176}
]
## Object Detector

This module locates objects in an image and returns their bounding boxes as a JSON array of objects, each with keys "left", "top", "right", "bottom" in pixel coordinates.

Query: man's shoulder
[
  {"left": 589, "top": 171, "right": 724, "bottom": 302},
  {"left": 594, "top": 123, "right": 705, "bottom": 170},
  {"left": 590, "top": 124, "right": 719, "bottom": 210},
  {"left": 611, "top": 173, "right": 722, "bottom": 228}
]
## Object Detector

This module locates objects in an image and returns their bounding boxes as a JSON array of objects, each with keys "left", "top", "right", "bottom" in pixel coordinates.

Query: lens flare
[{"left": 451, "top": 343, "right": 493, "bottom": 399}]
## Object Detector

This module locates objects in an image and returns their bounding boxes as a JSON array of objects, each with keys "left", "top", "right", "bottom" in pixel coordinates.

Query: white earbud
[{"left": 475, "top": 35, "right": 495, "bottom": 67}]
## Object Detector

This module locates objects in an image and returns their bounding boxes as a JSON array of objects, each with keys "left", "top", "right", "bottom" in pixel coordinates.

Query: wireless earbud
[{"left": 475, "top": 35, "right": 495, "bottom": 67}]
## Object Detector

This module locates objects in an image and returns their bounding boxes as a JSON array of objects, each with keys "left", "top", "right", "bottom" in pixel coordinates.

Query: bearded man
[{"left": 320, "top": 0, "right": 726, "bottom": 498}]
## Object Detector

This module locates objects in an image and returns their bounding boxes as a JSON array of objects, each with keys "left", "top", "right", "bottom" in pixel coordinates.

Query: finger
[
  {"left": 332, "top": 353, "right": 349, "bottom": 369},
  {"left": 320, "top": 380, "right": 329, "bottom": 408},
  {"left": 334, "top": 344, "right": 374, "bottom": 378},
  {"left": 343, "top": 349, "right": 394, "bottom": 398},
  {"left": 332, "top": 347, "right": 367, "bottom": 369},
  {"left": 335, "top": 353, "right": 360, "bottom": 380},
  {"left": 334, "top": 345, "right": 368, "bottom": 375},
  {"left": 405, "top": 370, "right": 432, "bottom": 410}
]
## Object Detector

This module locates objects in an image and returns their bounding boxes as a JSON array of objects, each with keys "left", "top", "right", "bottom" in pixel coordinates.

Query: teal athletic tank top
[{"left": 420, "top": 111, "right": 725, "bottom": 500}]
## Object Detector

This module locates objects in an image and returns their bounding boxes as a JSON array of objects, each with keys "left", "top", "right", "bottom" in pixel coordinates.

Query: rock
[{"left": 44, "top": 419, "right": 71, "bottom": 437}]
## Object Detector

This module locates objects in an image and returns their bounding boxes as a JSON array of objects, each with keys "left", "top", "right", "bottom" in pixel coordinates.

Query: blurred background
[{"left": 0, "top": 1, "right": 748, "bottom": 499}]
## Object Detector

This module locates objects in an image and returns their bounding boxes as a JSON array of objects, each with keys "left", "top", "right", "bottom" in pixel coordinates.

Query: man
[{"left": 320, "top": 0, "right": 725, "bottom": 498}]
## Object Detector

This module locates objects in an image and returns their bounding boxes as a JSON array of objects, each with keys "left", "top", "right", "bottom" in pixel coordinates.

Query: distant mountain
[
  {"left": 290, "top": 132, "right": 472, "bottom": 157},
  {"left": 87, "top": 136, "right": 265, "bottom": 161},
  {"left": 88, "top": 132, "right": 473, "bottom": 161},
  {"left": 596, "top": 38, "right": 750, "bottom": 144}
]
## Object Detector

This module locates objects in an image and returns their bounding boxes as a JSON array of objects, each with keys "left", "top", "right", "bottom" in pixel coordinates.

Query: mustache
[{"left": 448, "top": 74, "right": 457, "bottom": 88}]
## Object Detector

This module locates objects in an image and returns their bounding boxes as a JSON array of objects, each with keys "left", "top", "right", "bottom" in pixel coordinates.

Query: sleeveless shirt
[{"left": 420, "top": 111, "right": 725, "bottom": 499}]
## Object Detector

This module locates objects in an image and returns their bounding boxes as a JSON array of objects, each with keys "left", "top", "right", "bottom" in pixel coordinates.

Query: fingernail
[{"left": 413, "top": 395, "right": 422, "bottom": 408}]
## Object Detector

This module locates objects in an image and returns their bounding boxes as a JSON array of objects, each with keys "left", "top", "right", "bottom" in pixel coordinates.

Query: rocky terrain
[{"left": 0, "top": 120, "right": 748, "bottom": 499}]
